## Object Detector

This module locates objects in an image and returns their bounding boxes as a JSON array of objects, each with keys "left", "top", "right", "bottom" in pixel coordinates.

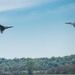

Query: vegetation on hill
[{"left": 0, "top": 54, "right": 75, "bottom": 74}]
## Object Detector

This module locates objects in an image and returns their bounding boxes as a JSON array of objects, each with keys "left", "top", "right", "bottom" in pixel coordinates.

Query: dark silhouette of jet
[
  {"left": 65, "top": 21, "right": 75, "bottom": 27},
  {"left": 0, "top": 24, "right": 13, "bottom": 34}
]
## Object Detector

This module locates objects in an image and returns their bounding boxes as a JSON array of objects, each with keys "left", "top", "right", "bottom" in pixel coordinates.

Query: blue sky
[{"left": 0, "top": 0, "right": 75, "bottom": 58}]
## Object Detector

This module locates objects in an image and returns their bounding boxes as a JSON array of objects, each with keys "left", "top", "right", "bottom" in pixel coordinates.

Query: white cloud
[{"left": 0, "top": 0, "right": 57, "bottom": 12}]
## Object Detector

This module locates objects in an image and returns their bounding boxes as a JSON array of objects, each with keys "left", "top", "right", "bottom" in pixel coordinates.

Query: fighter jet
[
  {"left": 65, "top": 21, "right": 75, "bottom": 27},
  {"left": 0, "top": 24, "right": 13, "bottom": 34}
]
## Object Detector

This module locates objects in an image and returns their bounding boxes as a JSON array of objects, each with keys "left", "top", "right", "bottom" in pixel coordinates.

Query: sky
[{"left": 0, "top": 0, "right": 75, "bottom": 59}]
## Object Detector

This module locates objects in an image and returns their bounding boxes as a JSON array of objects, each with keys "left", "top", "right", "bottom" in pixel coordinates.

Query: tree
[{"left": 26, "top": 60, "right": 37, "bottom": 74}]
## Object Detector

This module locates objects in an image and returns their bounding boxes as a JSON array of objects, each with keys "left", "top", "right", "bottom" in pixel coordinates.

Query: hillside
[{"left": 0, "top": 54, "right": 75, "bottom": 74}]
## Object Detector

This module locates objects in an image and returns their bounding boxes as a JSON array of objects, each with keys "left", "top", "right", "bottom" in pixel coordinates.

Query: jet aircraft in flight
[
  {"left": 0, "top": 24, "right": 13, "bottom": 34},
  {"left": 65, "top": 21, "right": 75, "bottom": 27}
]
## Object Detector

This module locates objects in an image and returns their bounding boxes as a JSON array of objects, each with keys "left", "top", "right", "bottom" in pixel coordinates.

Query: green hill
[{"left": 0, "top": 54, "right": 75, "bottom": 74}]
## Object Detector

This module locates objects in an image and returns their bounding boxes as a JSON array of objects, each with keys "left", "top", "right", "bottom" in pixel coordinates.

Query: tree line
[{"left": 0, "top": 54, "right": 75, "bottom": 74}]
